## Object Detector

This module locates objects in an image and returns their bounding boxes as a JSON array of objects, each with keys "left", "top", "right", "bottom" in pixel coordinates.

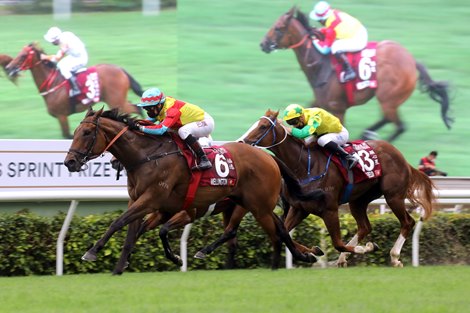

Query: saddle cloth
[
  {"left": 331, "top": 42, "right": 378, "bottom": 104},
  {"left": 72, "top": 67, "right": 101, "bottom": 105},
  {"left": 323, "top": 140, "right": 382, "bottom": 184}
]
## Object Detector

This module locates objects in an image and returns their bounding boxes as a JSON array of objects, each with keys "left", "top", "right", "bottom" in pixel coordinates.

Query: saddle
[{"left": 69, "top": 67, "right": 100, "bottom": 105}]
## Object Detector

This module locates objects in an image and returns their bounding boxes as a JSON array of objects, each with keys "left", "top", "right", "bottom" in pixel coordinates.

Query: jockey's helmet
[
  {"left": 310, "top": 1, "right": 332, "bottom": 21},
  {"left": 44, "top": 27, "right": 62, "bottom": 43},
  {"left": 283, "top": 104, "right": 305, "bottom": 121},
  {"left": 137, "top": 87, "right": 166, "bottom": 107}
]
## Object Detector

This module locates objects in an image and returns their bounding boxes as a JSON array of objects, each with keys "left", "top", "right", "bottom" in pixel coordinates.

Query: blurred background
[{"left": 1, "top": 0, "right": 469, "bottom": 175}]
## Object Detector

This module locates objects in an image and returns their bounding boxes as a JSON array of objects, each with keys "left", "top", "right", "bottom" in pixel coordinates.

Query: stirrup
[
  {"left": 191, "top": 160, "right": 212, "bottom": 171},
  {"left": 340, "top": 70, "right": 357, "bottom": 83},
  {"left": 347, "top": 156, "right": 359, "bottom": 170}
]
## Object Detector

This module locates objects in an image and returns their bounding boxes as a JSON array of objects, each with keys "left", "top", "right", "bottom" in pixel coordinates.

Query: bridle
[
  {"left": 67, "top": 117, "right": 128, "bottom": 169},
  {"left": 246, "top": 116, "right": 288, "bottom": 149},
  {"left": 268, "top": 14, "right": 315, "bottom": 66}
]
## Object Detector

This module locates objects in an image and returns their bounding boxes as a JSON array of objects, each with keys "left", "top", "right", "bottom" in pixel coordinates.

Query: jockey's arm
[
  {"left": 40, "top": 49, "right": 65, "bottom": 63},
  {"left": 319, "top": 27, "right": 336, "bottom": 47}
]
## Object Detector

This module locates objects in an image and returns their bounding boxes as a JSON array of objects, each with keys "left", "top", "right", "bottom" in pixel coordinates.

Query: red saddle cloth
[
  {"left": 331, "top": 42, "right": 378, "bottom": 105},
  {"left": 173, "top": 136, "right": 238, "bottom": 209},
  {"left": 323, "top": 140, "right": 382, "bottom": 184},
  {"left": 72, "top": 67, "right": 100, "bottom": 105}
]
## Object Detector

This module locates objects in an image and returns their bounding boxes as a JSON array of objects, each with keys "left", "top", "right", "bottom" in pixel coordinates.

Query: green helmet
[{"left": 283, "top": 104, "right": 304, "bottom": 121}]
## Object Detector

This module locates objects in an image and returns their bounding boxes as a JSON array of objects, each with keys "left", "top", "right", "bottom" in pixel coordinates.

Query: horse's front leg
[
  {"left": 56, "top": 115, "right": 72, "bottom": 139},
  {"left": 284, "top": 205, "right": 323, "bottom": 255},
  {"left": 82, "top": 199, "right": 154, "bottom": 262},
  {"left": 112, "top": 219, "right": 142, "bottom": 275}
]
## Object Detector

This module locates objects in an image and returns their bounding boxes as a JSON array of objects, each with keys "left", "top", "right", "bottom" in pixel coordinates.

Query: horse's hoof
[
  {"left": 361, "top": 130, "right": 378, "bottom": 140},
  {"left": 306, "top": 253, "right": 318, "bottom": 263},
  {"left": 392, "top": 260, "right": 403, "bottom": 268},
  {"left": 81, "top": 251, "right": 97, "bottom": 261},
  {"left": 372, "top": 242, "right": 380, "bottom": 251},
  {"left": 194, "top": 251, "right": 207, "bottom": 259},
  {"left": 171, "top": 256, "right": 183, "bottom": 266},
  {"left": 112, "top": 271, "right": 123, "bottom": 276},
  {"left": 311, "top": 245, "right": 324, "bottom": 256},
  {"left": 337, "top": 261, "right": 348, "bottom": 268}
]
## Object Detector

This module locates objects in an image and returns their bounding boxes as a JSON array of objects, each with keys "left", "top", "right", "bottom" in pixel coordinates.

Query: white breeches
[
  {"left": 178, "top": 112, "right": 215, "bottom": 140},
  {"left": 331, "top": 26, "right": 368, "bottom": 54},
  {"left": 317, "top": 126, "right": 350, "bottom": 146},
  {"left": 57, "top": 55, "right": 88, "bottom": 79}
]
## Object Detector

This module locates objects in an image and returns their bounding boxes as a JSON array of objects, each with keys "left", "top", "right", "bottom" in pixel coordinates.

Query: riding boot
[
  {"left": 184, "top": 134, "right": 212, "bottom": 171},
  {"left": 335, "top": 52, "right": 356, "bottom": 82},
  {"left": 324, "top": 141, "right": 359, "bottom": 170},
  {"left": 68, "top": 75, "right": 81, "bottom": 97}
]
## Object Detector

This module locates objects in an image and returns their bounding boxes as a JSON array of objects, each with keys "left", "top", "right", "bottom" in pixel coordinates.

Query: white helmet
[
  {"left": 44, "top": 27, "right": 62, "bottom": 43},
  {"left": 309, "top": 1, "right": 332, "bottom": 21}
]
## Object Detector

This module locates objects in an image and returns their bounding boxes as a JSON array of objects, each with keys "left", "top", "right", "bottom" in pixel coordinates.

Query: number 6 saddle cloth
[
  {"left": 323, "top": 140, "right": 382, "bottom": 184},
  {"left": 331, "top": 42, "right": 378, "bottom": 105}
]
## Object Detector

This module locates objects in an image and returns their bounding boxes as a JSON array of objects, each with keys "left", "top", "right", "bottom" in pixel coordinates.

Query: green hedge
[
  {"left": 0, "top": 209, "right": 469, "bottom": 276},
  {"left": 4, "top": 0, "right": 176, "bottom": 14}
]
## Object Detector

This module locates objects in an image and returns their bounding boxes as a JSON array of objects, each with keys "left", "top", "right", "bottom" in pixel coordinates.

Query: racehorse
[
  {"left": 241, "top": 109, "right": 435, "bottom": 267},
  {"left": 64, "top": 108, "right": 325, "bottom": 273},
  {"left": 5, "top": 43, "right": 143, "bottom": 139},
  {"left": 260, "top": 7, "right": 453, "bottom": 142}
]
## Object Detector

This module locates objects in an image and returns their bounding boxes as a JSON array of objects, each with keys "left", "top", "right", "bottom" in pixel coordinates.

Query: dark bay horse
[
  {"left": 64, "top": 108, "right": 324, "bottom": 273},
  {"left": 5, "top": 43, "right": 143, "bottom": 139},
  {"left": 260, "top": 7, "right": 453, "bottom": 142},
  {"left": 241, "top": 109, "right": 435, "bottom": 267}
]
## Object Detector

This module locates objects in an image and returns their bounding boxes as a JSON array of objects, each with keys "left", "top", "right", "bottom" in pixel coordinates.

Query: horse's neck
[
  {"left": 31, "top": 63, "right": 63, "bottom": 92},
  {"left": 270, "top": 138, "right": 324, "bottom": 178}
]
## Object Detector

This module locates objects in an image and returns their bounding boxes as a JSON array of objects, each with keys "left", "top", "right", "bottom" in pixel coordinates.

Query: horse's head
[
  {"left": 260, "top": 7, "right": 319, "bottom": 53},
  {"left": 5, "top": 42, "right": 43, "bottom": 78},
  {"left": 239, "top": 109, "right": 289, "bottom": 148},
  {"left": 64, "top": 108, "right": 110, "bottom": 172}
]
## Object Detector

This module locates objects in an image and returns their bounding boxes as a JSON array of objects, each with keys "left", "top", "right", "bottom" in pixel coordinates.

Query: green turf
[
  {"left": 0, "top": 266, "right": 468, "bottom": 313},
  {"left": 1, "top": 1, "right": 470, "bottom": 175}
]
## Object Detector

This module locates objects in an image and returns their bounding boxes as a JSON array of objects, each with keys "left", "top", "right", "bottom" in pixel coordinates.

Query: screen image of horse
[
  {"left": 240, "top": 109, "right": 435, "bottom": 267},
  {"left": 63, "top": 108, "right": 325, "bottom": 273},
  {"left": 260, "top": 7, "right": 453, "bottom": 142},
  {"left": 5, "top": 43, "right": 144, "bottom": 139}
]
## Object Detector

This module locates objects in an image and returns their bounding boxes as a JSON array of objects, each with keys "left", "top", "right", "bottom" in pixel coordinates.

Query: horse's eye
[{"left": 82, "top": 129, "right": 92, "bottom": 136}]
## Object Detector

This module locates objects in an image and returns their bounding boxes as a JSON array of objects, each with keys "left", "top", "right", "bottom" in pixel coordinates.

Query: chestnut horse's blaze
[
  {"left": 260, "top": 7, "right": 453, "bottom": 142},
  {"left": 241, "top": 109, "right": 436, "bottom": 267},
  {"left": 63, "top": 108, "right": 325, "bottom": 273},
  {"left": 6, "top": 43, "right": 143, "bottom": 139}
]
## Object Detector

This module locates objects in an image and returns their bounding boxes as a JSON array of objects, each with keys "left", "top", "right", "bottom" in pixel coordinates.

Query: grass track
[{"left": 0, "top": 266, "right": 468, "bottom": 313}]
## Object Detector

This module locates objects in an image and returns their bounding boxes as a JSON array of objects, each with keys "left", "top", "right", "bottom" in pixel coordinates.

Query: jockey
[
  {"left": 309, "top": 1, "right": 368, "bottom": 82},
  {"left": 282, "top": 104, "right": 359, "bottom": 169},
  {"left": 41, "top": 27, "right": 88, "bottom": 97},
  {"left": 135, "top": 87, "right": 214, "bottom": 171}
]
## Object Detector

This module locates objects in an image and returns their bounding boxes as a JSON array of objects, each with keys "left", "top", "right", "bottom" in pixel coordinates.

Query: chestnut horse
[
  {"left": 241, "top": 109, "right": 435, "bottom": 267},
  {"left": 64, "top": 108, "right": 324, "bottom": 273},
  {"left": 260, "top": 7, "right": 453, "bottom": 142},
  {"left": 6, "top": 43, "right": 143, "bottom": 139}
]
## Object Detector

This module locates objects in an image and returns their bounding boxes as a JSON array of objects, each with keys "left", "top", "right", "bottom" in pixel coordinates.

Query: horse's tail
[
  {"left": 416, "top": 62, "right": 454, "bottom": 129},
  {"left": 271, "top": 155, "right": 325, "bottom": 201},
  {"left": 406, "top": 164, "right": 435, "bottom": 221},
  {"left": 122, "top": 69, "right": 144, "bottom": 97}
]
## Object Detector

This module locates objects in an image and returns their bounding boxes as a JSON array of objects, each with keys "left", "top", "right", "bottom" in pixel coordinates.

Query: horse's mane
[
  {"left": 294, "top": 8, "right": 324, "bottom": 40},
  {"left": 100, "top": 108, "right": 137, "bottom": 126}
]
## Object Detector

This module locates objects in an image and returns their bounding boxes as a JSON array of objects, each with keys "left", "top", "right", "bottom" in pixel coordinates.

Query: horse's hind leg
[
  {"left": 384, "top": 196, "right": 416, "bottom": 267},
  {"left": 194, "top": 206, "right": 246, "bottom": 259},
  {"left": 113, "top": 219, "right": 143, "bottom": 275}
]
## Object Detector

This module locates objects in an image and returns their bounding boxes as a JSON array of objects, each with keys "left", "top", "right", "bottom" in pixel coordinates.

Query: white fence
[{"left": 1, "top": 187, "right": 470, "bottom": 275}]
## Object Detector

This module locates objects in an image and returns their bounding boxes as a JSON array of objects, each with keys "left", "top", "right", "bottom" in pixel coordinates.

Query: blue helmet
[{"left": 137, "top": 87, "right": 166, "bottom": 107}]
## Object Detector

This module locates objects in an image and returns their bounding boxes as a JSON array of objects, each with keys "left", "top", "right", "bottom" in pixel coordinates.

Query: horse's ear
[
  {"left": 287, "top": 6, "right": 296, "bottom": 16},
  {"left": 93, "top": 107, "right": 104, "bottom": 120}
]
